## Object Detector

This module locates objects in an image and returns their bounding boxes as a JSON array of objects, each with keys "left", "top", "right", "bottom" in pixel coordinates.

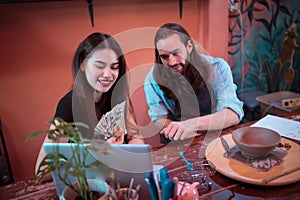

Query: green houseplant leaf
[{"left": 27, "top": 117, "right": 112, "bottom": 200}]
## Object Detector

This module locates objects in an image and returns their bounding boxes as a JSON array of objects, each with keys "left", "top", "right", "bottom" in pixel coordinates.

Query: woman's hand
[
  {"left": 107, "top": 129, "right": 124, "bottom": 144},
  {"left": 128, "top": 137, "right": 145, "bottom": 144}
]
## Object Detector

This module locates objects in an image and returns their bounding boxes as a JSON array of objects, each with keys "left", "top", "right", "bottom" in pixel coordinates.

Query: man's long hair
[{"left": 153, "top": 23, "right": 210, "bottom": 101}]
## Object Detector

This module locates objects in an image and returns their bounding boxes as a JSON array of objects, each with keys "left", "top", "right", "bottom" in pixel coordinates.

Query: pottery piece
[{"left": 232, "top": 127, "right": 281, "bottom": 158}]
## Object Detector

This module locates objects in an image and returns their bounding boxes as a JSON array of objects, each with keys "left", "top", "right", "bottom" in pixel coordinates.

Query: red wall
[{"left": 0, "top": 0, "right": 228, "bottom": 181}]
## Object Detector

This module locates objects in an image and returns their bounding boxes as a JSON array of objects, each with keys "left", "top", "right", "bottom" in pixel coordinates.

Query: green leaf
[
  {"left": 279, "top": 5, "right": 291, "bottom": 15},
  {"left": 229, "top": 39, "right": 242, "bottom": 46},
  {"left": 248, "top": 10, "right": 253, "bottom": 23},
  {"left": 256, "top": 18, "right": 271, "bottom": 32},
  {"left": 228, "top": 48, "right": 240, "bottom": 56},
  {"left": 27, "top": 117, "right": 110, "bottom": 199},
  {"left": 36, "top": 153, "right": 67, "bottom": 182},
  {"left": 262, "top": 60, "right": 272, "bottom": 92},
  {"left": 273, "top": 60, "right": 281, "bottom": 82},
  {"left": 24, "top": 130, "right": 46, "bottom": 142},
  {"left": 258, "top": 34, "right": 272, "bottom": 44}
]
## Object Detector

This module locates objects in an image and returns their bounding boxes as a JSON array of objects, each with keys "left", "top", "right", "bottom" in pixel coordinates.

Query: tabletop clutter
[
  {"left": 1, "top": 112, "right": 300, "bottom": 199},
  {"left": 108, "top": 178, "right": 140, "bottom": 200},
  {"left": 205, "top": 116, "right": 300, "bottom": 186},
  {"left": 141, "top": 124, "right": 298, "bottom": 199},
  {"left": 144, "top": 165, "right": 199, "bottom": 200},
  {"left": 142, "top": 151, "right": 216, "bottom": 200}
]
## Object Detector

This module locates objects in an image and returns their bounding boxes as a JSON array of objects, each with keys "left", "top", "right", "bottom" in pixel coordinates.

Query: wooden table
[
  {"left": 153, "top": 110, "right": 300, "bottom": 200},
  {"left": 1, "top": 111, "right": 299, "bottom": 199}
]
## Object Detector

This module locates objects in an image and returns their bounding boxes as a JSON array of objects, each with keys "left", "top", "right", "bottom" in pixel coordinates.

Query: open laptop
[{"left": 43, "top": 143, "right": 153, "bottom": 200}]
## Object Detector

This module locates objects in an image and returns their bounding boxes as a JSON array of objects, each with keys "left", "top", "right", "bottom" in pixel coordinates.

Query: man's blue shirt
[{"left": 144, "top": 54, "right": 244, "bottom": 122}]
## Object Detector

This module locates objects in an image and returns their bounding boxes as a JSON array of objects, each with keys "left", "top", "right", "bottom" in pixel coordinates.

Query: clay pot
[
  {"left": 62, "top": 179, "right": 109, "bottom": 200},
  {"left": 116, "top": 188, "right": 139, "bottom": 200},
  {"left": 232, "top": 127, "right": 281, "bottom": 158}
]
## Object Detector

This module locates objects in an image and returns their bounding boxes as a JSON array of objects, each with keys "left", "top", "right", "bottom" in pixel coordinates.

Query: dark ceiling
[
  {"left": 0, "top": 0, "right": 73, "bottom": 3},
  {"left": 0, "top": 0, "right": 95, "bottom": 27}
]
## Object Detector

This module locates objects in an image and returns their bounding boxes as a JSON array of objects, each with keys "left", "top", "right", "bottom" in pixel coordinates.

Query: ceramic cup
[{"left": 116, "top": 188, "right": 139, "bottom": 200}]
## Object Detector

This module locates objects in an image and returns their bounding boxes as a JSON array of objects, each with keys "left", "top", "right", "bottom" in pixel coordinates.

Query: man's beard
[{"left": 160, "top": 62, "right": 194, "bottom": 97}]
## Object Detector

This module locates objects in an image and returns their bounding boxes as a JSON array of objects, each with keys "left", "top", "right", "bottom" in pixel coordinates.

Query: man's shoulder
[
  {"left": 199, "top": 53, "right": 226, "bottom": 65},
  {"left": 199, "top": 54, "right": 230, "bottom": 72},
  {"left": 144, "top": 66, "right": 156, "bottom": 82}
]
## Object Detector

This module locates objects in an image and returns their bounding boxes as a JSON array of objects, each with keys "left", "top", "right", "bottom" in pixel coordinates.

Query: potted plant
[{"left": 26, "top": 117, "right": 113, "bottom": 200}]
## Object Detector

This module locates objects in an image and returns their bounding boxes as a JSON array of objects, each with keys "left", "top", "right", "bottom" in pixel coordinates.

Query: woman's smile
[{"left": 98, "top": 79, "right": 113, "bottom": 87}]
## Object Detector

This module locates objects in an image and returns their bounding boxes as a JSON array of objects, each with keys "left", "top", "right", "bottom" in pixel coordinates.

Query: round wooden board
[{"left": 205, "top": 134, "right": 300, "bottom": 186}]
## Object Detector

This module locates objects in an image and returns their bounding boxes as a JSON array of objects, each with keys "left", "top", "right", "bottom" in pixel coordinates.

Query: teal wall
[{"left": 229, "top": 0, "right": 300, "bottom": 94}]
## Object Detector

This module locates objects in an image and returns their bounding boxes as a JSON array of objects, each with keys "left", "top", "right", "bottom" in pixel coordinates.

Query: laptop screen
[{"left": 43, "top": 143, "right": 153, "bottom": 199}]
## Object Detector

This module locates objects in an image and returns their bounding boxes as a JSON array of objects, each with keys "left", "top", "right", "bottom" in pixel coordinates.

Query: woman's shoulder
[
  {"left": 58, "top": 90, "right": 73, "bottom": 104},
  {"left": 54, "top": 90, "right": 74, "bottom": 122}
]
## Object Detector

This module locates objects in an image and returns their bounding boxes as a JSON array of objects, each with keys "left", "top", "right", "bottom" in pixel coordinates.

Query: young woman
[{"left": 36, "top": 32, "right": 144, "bottom": 175}]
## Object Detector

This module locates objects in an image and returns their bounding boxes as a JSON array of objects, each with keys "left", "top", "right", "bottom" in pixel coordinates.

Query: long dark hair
[
  {"left": 153, "top": 23, "right": 209, "bottom": 101},
  {"left": 72, "top": 32, "right": 130, "bottom": 138}
]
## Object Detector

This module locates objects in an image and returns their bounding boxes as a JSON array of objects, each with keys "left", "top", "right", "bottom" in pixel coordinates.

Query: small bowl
[{"left": 232, "top": 127, "right": 281, "bottom": 158}]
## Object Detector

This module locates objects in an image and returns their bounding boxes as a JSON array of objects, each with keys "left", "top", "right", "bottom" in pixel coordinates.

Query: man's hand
[
  {"left": 156, "top": 108, "right": 240, "bottom": 141},
  {"left": 160, "top": 119, "right": 198, "bottom": 140}
]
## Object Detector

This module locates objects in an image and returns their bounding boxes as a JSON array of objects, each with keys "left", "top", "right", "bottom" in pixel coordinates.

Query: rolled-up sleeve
[
  {"left": 211, "top": 58, "right": 244, "bottom": 121},
  {"left": 144, "top": 67, "right": 170, "bottom": 122},
  {"left": 144, "top": 58, "right": 244, "bottom": 122}
]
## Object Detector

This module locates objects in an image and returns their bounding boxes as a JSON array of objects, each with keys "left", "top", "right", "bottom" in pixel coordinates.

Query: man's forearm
[
  {"left": 153, "top": 118, "right": 172, "bottom": 130},
  {"left": 195, "top": 108, "right": 239, "bottom": 131}
]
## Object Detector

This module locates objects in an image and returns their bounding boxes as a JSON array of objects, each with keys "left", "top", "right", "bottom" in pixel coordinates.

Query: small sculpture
[{"left": 280, "top": 23, "right": 300, "bottom": 85}]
